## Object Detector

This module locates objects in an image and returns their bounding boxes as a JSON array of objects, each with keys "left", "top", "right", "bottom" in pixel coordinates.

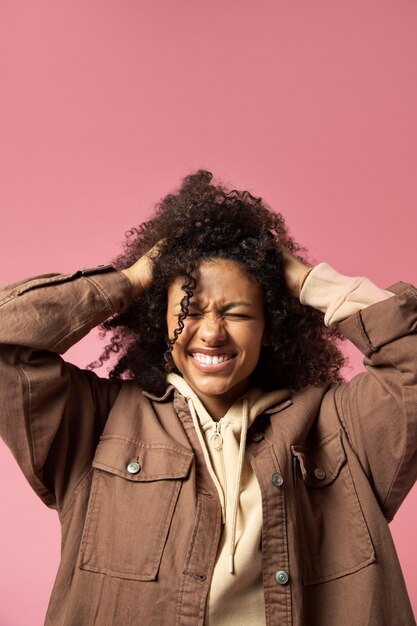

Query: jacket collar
[
  {"left": 142, "top": 383, "right": 293, "bottom": 414},
  {"left": 142, "top": 385, "right": 175, "bottom": 402}
]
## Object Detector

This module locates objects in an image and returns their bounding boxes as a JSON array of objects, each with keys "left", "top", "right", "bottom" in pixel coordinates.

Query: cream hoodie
[{"left": 168, "top": 263, "right": 393, "bottom": 626}]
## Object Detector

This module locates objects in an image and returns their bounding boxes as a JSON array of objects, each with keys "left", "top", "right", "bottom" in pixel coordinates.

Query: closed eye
[
  {"left": 177, "top": 311, "right": 254, "bottom": 320},
  {"left": 224, "top": 313, "right": 253, "bottom": 319}
]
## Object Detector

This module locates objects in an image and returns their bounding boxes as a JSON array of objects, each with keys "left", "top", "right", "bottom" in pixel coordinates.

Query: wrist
[
  {"left": 121, "top": 268, "right": 145, "bottom": 298},
  {"left": 298, "top": 266, "right": 314, "bottom": 297}
]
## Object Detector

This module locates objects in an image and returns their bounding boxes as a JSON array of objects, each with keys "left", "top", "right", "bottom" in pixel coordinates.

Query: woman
[{"left": 1, "top": 170, "right": 416, "bottom": 625}]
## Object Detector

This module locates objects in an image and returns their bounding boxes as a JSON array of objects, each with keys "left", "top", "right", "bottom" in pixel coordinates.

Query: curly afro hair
[{"left": 91, "top": 170, "right": 345, "bottom": 395}]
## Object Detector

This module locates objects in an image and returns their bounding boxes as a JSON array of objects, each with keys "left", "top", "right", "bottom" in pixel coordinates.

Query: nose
[{"left": 197, "top": 315, "right": 226, "bottom": 345}]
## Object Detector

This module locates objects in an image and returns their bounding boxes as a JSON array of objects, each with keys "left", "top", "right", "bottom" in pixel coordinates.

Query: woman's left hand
[{"left": 280, "top": 247, "right": 313, "bottom": 298}]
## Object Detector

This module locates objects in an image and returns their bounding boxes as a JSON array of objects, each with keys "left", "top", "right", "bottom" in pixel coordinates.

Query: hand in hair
[
  {"left": 280, "top": 247, "right": 312, "bottom": 298},
  {"left": 122, "top": 240, "right": 165, "bottom": 298}
]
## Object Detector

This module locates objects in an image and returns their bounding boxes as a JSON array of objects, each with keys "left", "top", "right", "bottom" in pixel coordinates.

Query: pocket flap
[
  {"left": 92, "top": 435, "right": 193, "bottom": 481},
  {"left": 291, "top": 429, "right": 346, "bottom": 487}
]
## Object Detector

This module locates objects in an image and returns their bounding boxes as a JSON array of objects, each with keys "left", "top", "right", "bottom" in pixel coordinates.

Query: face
[{"left": 166, "top": 259, "right": 266, "bottom": 418}]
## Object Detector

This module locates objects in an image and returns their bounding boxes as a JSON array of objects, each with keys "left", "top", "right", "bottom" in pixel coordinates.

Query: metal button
[
  {"left": 271, "top": 473, "right": 284, "bottom": 487},
  {"left": 127, "top": 461, "right": 141, "bottom": 474},
  {"left": 314, "top": 468, "right": 326, "bottom": 480},
  {"left": 275, "top": 570, "right": 289, "bottom": 585},
  {"left": 251, "top": 432, "right": 264, "bottom": 442}
]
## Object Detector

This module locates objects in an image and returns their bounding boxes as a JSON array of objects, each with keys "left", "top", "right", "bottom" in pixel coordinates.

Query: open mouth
[
  {"left": 191, "top": 352, "right": 235, "bottom": 365},
  {"left": 189, "top": 352, "right": 237, "bottom": 370}
]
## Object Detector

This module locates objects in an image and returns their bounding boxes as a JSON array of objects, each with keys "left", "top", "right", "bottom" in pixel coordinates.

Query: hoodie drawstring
[
  {"left": 187, "top": 396, "right": 250, "bottom": 574},
  {"left": 187, "top": 398, "right": 226, "bottom": 524},
  {"left": 228, "top": 398, "right": 249, "bottom": 575}
]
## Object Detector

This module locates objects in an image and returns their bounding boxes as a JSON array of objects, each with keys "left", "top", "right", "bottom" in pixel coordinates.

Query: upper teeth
[{"left": 192, "top": 353, "right": 233, "bottom": 365}]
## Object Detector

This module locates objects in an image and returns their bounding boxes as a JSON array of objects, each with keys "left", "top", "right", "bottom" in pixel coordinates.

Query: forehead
[{"left": 167, "top": 259, "right": 263, "bottom": 306}]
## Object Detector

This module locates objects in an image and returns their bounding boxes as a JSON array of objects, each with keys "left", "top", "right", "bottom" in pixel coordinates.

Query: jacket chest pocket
[
  {"left": 291, "top": 430, "right": 375, "bottom": 586},
  {"left": 78, "top": 435, "right": 193, "bottom": 581}
]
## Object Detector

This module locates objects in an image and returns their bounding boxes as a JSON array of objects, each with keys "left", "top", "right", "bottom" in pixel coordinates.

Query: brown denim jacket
[{"left": 1, "top": 265, "right": 416, "bottom": 626}]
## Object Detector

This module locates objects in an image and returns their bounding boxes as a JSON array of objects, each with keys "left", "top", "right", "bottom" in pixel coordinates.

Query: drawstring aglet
[{"left": 229, "top": 555, "right": 235, "bottom": 575}]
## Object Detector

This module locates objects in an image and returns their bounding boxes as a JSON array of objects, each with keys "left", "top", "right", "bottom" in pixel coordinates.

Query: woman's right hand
[{"left": 121, "top": 241, "right": 164, "bottom": 298}]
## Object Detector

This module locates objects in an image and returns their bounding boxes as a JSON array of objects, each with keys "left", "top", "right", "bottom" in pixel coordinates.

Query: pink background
[{"left": 1, "top": 1, "right": 417, "bottom": 623}]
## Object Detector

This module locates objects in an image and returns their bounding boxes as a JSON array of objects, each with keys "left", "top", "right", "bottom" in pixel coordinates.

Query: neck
[
  {"left": 166, "top": 372, "right": 252, "bottom": 421},
  {"left": 191, "top": 380, "right": 251, "bottom": 421}
]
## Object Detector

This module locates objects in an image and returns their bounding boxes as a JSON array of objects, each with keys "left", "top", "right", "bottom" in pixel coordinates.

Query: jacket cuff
[
  {"left": 82, "top": 266, "right": 134, "bottom": 314},
  {"left": 300, "top": 262, "right": 393, "bottom": 326},
  {"left": 3, "top": 264, "right": 133, "bottom": 315},
  {"left": 337, "top": 282, "right": 417, "bottom": 356}
]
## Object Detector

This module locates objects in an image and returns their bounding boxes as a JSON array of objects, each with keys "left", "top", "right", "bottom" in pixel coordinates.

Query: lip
[{"left": 188, "top": 348, "right": 236, "bottom": 357}]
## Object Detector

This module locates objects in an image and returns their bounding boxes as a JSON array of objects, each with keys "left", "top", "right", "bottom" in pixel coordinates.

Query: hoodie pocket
[
  {"left": 78, "top": 435, "right": 193, "bottom": 581},
  {"left": 291, "top": 430, "right": 375, "bottom": 585}
]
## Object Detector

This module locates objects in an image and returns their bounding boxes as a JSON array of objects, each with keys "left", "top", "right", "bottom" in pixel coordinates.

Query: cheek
[
  {"left": 166, "top": 313, "right": 182, "bottom": 339},
  {"left": 170, "top": 337, "right": 191, "bottom": 376},
  {"left": 244, "top": 332, "right": 265, "bottom": 367},
  {"left": 240, "top": 324, "right": 264, "bottom": 349},
  {"left": 169, "top": 323, "right": 194, "bottom": 361}
]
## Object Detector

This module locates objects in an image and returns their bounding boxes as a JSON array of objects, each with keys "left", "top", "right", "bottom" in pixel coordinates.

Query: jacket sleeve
[
  {"left": 0, "top": 265, "right": 134, "bottom": 511},
  {"left": 301, "top": 264, "right": 417, "bottom": 520},
  {"left": 300, "top": 263, "right": 417, "bottom": 521},
  {"left": 333, "top": 281, "right": 417, "bottom": 521}
]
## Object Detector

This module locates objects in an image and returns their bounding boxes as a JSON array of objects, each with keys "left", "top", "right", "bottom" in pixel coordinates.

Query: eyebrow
[
  {"left": 173, "top": 300, "right": 253, "bottom": 309},
  {"left": 221, "top": 301, "right": 253, "bottom": 310}
]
